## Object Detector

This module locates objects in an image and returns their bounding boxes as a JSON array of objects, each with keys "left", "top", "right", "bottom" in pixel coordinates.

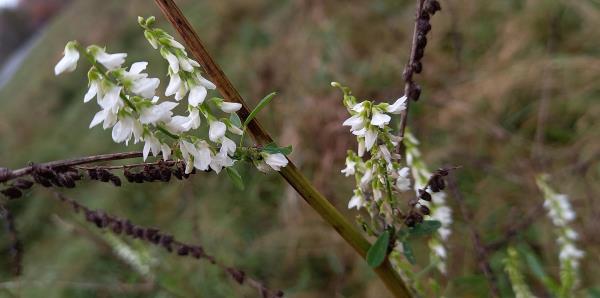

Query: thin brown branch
[
  {"left": 153, "top": 1, "right": 412, "bottom": 297},
  {"left": 398, "top": 0, "right": 426, "bottom": 145},
  {"left": 447, "top": 174, "right": 500, "bottom": 298},
  {"left": 53, "top": 192, "right": 283, "bottom": 298},
  {"left": 1, "top": 151, "right": 144, "bottom": 183}
]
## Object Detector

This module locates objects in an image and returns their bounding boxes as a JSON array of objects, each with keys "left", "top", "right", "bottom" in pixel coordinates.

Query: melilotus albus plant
[{"left": 0, "top": 0, "right": 589, "bottom": 297}]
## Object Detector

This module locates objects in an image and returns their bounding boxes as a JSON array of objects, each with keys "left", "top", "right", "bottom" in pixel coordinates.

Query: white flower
[
  {"left": 193, "top": 141, "right": 212, "bottom": 171},
  {"left": 142, "top": 134, "right": 161, "bottom": 161},
  {"left": 342, "top": 115, "right": 365, "bottom": 132},
  {"left": 370, "top": 110, "right": 391, "bottom": 128},
  {"left": 219, "top": 102, "right": 242, "bottom": 113},
  {"left": 98, "top": 85, "right": 123, "bottom": 113},
  {"left": 359, "top": 168, "right": 373, "bottom": 189},
  {"left": 228, "top": 123, "right": 244, "bottom": 135},
  {"left": 161, "top": 143, "right": 171, "bottom": 161},
  {"left": 263, "top": 152, "right": 288, "bottom": 171},
  {"left": 139, "top": 101, "right": 178, "bottom": 125},
  {"left": 378, "top": 145, "right": 392, "bottom": 163},
  {"left": 166, "top": 38, "right": 185, "bottom": 50},
  {"left": 559, "top": 243, "right": 584, "bottom": 264},
  {"left": 352, "top": 101, "right": 368, "bottom": 113},
  {"left": 341, "top": 158, "right": 356, "bottom": 176},
  {"left": 188, "top": 85, "right": 207, "bottom": 107},
  {"left": 131, "top": 75, "right": 160, "bottom": 98},
  {"left": 84, "top": 79, "right": 101, "bottom": 103},
  {"left": 219, "top": 136, "right": 236, "bottom": 155},
  {"left": 209, "top": 120, "right": 226, "bottom": 142},
  {"left": 209, "top": 151, "right": 234, "bottom": 174},
  {"left": 387, "top": 95, "right": 407, "bottom": 114},
  {"left": 348, "top": 192, "right": 365, "bottom": 210},
  {"left": 364, "top": 127, "right": 378, "bottom": 151},
  {"left": 89, "top": 108, "right": 117, "bottom": 129},
  {"left": 111, "top": 116, "right": 142, "bottom": 145},
  {"left": 164, "top": 51, "right": 180, "bottom": 73},
  {"left": 395, "top": 167, "right": 411, "bottom": 191},
  {"left": 54, "top": 41, "right": 80, "bottom": 75},
  {"left": 357, "top": 138, "right": 365, "bottom": 157},
  {"left": 90, "top": 46, "right": 127, "bottom": 70},
  {"left": 165, "top": 73, "right": 183, "bottom": 98},
  {"left": 179, "top": 140, "right": 197, "bottom": 174},
  {"left": 178, "top": 56, "right": 194, "bottom": 72},
  {"left": 195, "top": 73, "right": 216, "bottom": 89}
]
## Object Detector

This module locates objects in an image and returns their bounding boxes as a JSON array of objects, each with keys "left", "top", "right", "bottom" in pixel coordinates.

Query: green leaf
[
  {"left": 262, "top": 142, "right": 293, "bottom": 155},
  {"left": 367, "top": 230, "right": 390, "bottom": 268},
  {"left": 226, "top": 167, "right": 244, "bottom": 190},
  {"left": 408, "top": 220, "right": 441, "bottom": 237},
  {"left": 403, "top": 241, "right": 416, "bottom": 265},
  {"left": 229, "top": 112, "right": 242, "bottom": 127},
  {"left": 243, "top": 92, "right": 277, "bottom": 128}
]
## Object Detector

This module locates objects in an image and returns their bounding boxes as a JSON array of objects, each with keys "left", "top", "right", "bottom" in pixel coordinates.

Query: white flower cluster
[
  {"left": 536, "top": 175, "right": 584, "bottom": 274},
  {"left": 54, "top": 16, "right": 288, "bottom": 175},
  {"left": 333, "top": 82, "right": 409, "bottom": 224},
  {"left": 404, "top": 132, "right": 452, "bottom": 274}
]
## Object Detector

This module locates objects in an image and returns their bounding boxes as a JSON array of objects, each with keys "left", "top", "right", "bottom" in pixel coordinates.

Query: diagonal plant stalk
[{"left": 153, "top": 0, "right": 412, "bottom": 296}]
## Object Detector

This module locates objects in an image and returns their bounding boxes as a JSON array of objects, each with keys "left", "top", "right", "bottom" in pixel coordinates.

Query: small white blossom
[
  {"left": 111, "top": 116, "right": 142, "bottom": 145},
  {"left": 139, "top": 101, "right": 178, "bottom": 125},
  {"left": 341, "top": 158, "right": 356, "bottom": 176},
  {"left": 386, "top": 95, "right": 407, "bottom": 114},
  {"left": 348, "top": 192, "right": 365, "bottom": 210},
  {"left": 54, "top": 41, "right": 80, "bottom": 75},
  {"left": 370, "top": 110, "right": 391, "bottom": 128},
  {"left": 142, "top": 133, "right": 161, "bottom": 161},
  {"left": 209, "top": 120, "right": 227, "bottom": 142},
  {"left": 364, "top": 127, "right": 378, "bottom": 151},
  {"left": 262, "top": 152, "right": 288, "bottom": 171},
  {"left": 219, "top": 102, "right": 242, "bottom": 113},
  {"left": 89, "top": 46, "right": 127, "bottom": 70},
  {"left": 188, "top": 85, "right": 207, "bottom": 107}
]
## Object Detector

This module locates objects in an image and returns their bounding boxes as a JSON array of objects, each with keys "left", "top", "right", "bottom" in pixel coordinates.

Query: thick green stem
[{"left": 153, "top": 1, "right": 413, "bottom": 297}]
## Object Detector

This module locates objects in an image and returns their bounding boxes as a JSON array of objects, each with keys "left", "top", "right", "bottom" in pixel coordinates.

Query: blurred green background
[{"left": 0, "top": 0, "right": 599, "bottom": 297}]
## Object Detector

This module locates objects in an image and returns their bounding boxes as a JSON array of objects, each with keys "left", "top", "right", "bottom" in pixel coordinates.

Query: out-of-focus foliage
[{"left": 0, "top": 0, "right": 598, "bottom": 297}]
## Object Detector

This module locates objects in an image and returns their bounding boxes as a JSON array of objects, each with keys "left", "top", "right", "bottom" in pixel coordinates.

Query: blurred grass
[{"left": 0, "top": 0, "right": 599, "bottom": 297}]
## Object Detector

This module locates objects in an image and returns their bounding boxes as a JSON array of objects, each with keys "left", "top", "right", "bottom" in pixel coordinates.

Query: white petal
[
  {"left": 209, "top": 121, "right": 226, "bottom": 142},
  {"left": 264, "top": 153, "right": 288, "bottom": 171},
  {"left": 129, "top": 61, "right": 148, "bottom": 74},
  {"left": 370, "top": 111, "right": 391, "bottom": 128},
  {"left": 165, "top": 74, "right": 182, "bottom": 97},
  {"left": 89, "top": 110, "right": 106, "bottom": 128},
  {"left": 365, "top": 128, "right": 378, "bottom": 151},
  {"left": 220, "top": 102, "right": 242, "bottom": 113},
  {"left": 96, "top": 51, "right": 127, "bottom": 70},
  {"left": 161, "top": 143, "right": 172, "bottom": 161},
  {"left": 54, "top": 43, "right": 79, "bottom": 75},
  {"left": 387, "top": 96, "right": 407, "bottom": 114},
  {"left": 188, "top": 85, "right": 207, "bottom": 107},
  {"left": 84, "top": 81, "right": 99, "bottom": 103},
  {"left": 165, "top": 52, "right": 179, "bottom": 73},
  {"left": 178, "top": 56, "right": 194, "bottom": 72}
]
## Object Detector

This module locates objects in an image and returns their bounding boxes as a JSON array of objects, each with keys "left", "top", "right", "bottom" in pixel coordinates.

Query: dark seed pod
[
  {"left": 110, "top": 175, "right": 122, "bottom": 187},
  {"left": 111, "top": 221, "right": 123, "bottom": 234},
  {"left": 1, "top": 187, "right": 22, "bottom": 199},
  {"left": 425, "top": 0, "right": 441, "bottom": 15},
  {"left": 124, "top": 168, "right": 136, "bottom": 183},
  {"left": 133, "top": 173, "right": 144, "bottom": 183},
  {"left": 33, "top": 173, "right": 52, "bottom": 187},
  {"left": 418, "top": 189, "right": 432, "bottom": 201},
  {"left": 416, "top": 34, "right": 427, "bottom": 48},
  {"left": 88, "top": 169, "right": 99, "bottom": 180},
  {"left": 58, "top": 173, "right": 76, "bottom": 188},
  {"left": 419, "top": 205, "right": 431, "bottom": 216},
  {"left": 227, "top": 267, "right": 246, "bottom": 284},
  {"left": 409, "top": 84, "right": 422, "bottom": 101},
  {"left": 124, "top": 220, "right": 135, "bottom": 235},
  {"left": 190, "top": 246, "right": 205, "bottom": 259},
  {"left": 404, "top": 215, "right": 416, "bottom": 227},
  {"left": 413, "top": 61, "right": 422, "bottom": 74},
  {"left": 430, "top": 175, "right": 446, "bottom": 191},
  {"left": 13, "top": 179, "right": 34, "bottom": 190},
  {"left": 98, "top": 169, "right": 111, "bottom": 182},
  {"left": 0, "top": 167, "right": 11, "bottom": 183},
  {"left": 160, "top": 235, "right": 174, "bottom": 252},
  {"left": 177, "top": 245, "right": 190, "bottom": 256},
  {"left": 437, "top": 168, "right": 449, "bottom": 176},
  {"left": 144, "top": 228, "right": 159, "bottom": 242},
  {"left": 414, "top": 47, "right": 424, "bottom": 60},
  {"left": 412, "top": 212, "right": 424, "bottom": 224},
  {"left": 172, "top": 167, "right": 183, "bottom": 180},
  {"left": 417, "top": 18, "right": 431, "bottom": 34}
]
